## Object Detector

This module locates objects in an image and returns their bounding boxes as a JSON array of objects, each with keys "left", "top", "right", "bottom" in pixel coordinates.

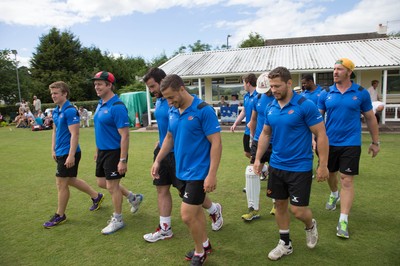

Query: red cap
[{"left": 91, "top": 71, "right": 116, "bottom": 84}]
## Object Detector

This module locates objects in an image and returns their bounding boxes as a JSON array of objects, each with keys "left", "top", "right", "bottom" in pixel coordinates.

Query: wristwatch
[
  {"left": 371, "top": 141, "right": 380, "bottom": 146},
  {"left": 119, "top": 158, "right": 127, "bottom": 163}
]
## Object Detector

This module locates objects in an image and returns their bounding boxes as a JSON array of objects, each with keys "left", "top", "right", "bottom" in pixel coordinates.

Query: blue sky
[{"left": 1, "top": 0, "right": 399, "bottom": 67}]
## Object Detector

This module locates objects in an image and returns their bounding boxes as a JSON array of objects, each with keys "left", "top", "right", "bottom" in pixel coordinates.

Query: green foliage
[
  {"left": 149, "top": 53, "right": 169, "bottom": 67},
  {"left": 239, "top": 32, "right": 265, "bottom": 48},
  {"left": 0, "top": 129, "right": 399, "bottom": 265},
  {"left": 188, "top": 40, "right": 212, "bottom": 52}
]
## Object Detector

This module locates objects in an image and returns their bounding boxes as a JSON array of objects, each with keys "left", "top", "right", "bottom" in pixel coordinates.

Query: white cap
[
  {"left": 293, "top": 86, "right": 302, "bottom": 93},
  {"left": 256, "top": 72, "right": 270, "bottom": 93}
]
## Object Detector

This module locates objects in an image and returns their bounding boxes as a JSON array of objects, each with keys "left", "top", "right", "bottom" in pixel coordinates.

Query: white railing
[{"left": 383, "top": 104, "right": 400, "bottom": 123}]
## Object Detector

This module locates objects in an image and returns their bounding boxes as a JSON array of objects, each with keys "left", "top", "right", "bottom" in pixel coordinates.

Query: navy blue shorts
[
  {"left": 181, "top": 180, "right": 206, "bottom": 205},
  {"left": 56, "top": 152, "right": 81, "bottom": 178},
  {"left": 250, "top": 141, "right": 272, "bottom": 164},
  {"left": 328, "top": 146, "right": 361, "bottom": 175},
  {"left": 267, "top": 166, "right": 312, "bottom": 207},
  {"left": 243, "top": 134, "right": 251, "bottom": 153},
  {"left": 153, "top": 146, "right": 185, "bottom": 195},
  {"left": 96, "top": 149, "right": 125, "bottom": 180}
]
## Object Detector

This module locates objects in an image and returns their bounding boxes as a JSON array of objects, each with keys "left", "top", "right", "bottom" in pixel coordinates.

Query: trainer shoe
[
  {"left": 241, "top": 208, "right": 260, "bottom": 221},
  {"left": 326, "top": 195, "right": 340, "bottom": 210},
  {"left": 209, "top": 203, "right": 223, "bottom": 231},
  {"left": 190, "top": 252, "right": 207, "bottom": 266},
  {"left": 43, "top": 213, "right": 66, "bottom": 228},
  {"left": 89, "top": 193, "right": 104, "bottom": 211},
  {"left": 185, "top": 243, "right": 212, "bottom": 261},
  {"left": 101, "top": 217, "right": 124, "bottom": 235},
  {"left": 143, "top": 225, "right": 173, "bottom": 243},
  {"left": 270, "top": 205, "right": 276, "bottom": 216},
  {"left": 268, "top": 240, "right": 293, "bottom": 261},
  {"left": 128, "top": 193, "right": 143, "bottom": 213},
  {"left": 336, "top": 220, "right": 349, "bottom": 239},
  {"left": 305, "top": 219, "right": 318, "bottom": 248}
]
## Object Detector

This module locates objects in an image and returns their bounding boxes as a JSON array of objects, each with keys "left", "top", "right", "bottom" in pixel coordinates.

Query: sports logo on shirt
[
  {"left": 188, "top": 116, "right": 194, "bottom": 120},
  {"left": 288, "top": 110, "right": 295, "bottom": 115},
  {"left": 352, "top": 96, "right": 358, "bottom": 100}
]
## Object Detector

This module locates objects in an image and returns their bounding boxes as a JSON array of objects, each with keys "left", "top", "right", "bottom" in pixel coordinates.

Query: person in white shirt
[{"left": 367, "top": 80, "right": 380, "bottom": 102}]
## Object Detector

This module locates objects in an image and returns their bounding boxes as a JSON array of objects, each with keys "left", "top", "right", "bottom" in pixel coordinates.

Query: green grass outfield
[{"left": 0, "top": 127, "right": 399, "bottom": 265}]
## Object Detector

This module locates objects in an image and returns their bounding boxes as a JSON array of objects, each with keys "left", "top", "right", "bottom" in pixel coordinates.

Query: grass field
[{"left": 0, "top": 127, "right": 399, "bottom": 265}]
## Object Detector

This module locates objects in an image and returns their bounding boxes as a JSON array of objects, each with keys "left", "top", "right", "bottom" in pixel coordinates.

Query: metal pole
[
  {"left": 11, "top": 50, "right": 21, "bottom": 103},
  {"left": 226, "top": 35, "right": 231, "bottom": 49}
]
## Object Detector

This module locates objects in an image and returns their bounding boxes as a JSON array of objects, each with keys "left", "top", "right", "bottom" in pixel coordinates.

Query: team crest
[
  {"left": 352, "top": 96, "right": 358, "bottom": 100},
  {"left": 288, "top": 109, "right": 295, "bottom": 115},
  {"left": 188, "top": 116, "right": 194, "bottom": 120},
  {"left": 104, "top": 110, "right": 108, "bottom": 114}
]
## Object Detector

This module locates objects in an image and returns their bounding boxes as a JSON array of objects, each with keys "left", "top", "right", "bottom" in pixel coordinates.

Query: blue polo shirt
[
  {"left": 243, "top": 90, "right": 258, "bottom": 135},
  {"left": 253, "top": 94, "right": 274, "bottom": 141},
  {"left": 154, "top": 97, "right": 171, "bottom": 148},
  {"left": 53, "top": 100, "right": 80, "bottom": 156},
  {"left": 168, "top": 96, "right": 221, "bottom": 181},
  {"left": 94, "top": 94, "right": 130, "bottom": 150},
  {"left": 318, "top": 82, "right": 372, "bottom": 146},
  {"left": 300, "top": 85, "right": 322, "bottom": 105},
  {"left": 265, "top": 93, "right": 323, "bottom": 172}
]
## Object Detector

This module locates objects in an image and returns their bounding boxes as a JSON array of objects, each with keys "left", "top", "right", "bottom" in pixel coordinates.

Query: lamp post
[
  {"left": 11, "top": 50, "right": 22, "bottom": 104},
  {"left": 226, "top": 34, "right": 231, "bottom": 49}
]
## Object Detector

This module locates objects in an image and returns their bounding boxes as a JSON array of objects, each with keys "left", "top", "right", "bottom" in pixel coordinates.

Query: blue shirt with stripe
[
  {"left": 243, "top": 90, "right": 258, "bottom": 135},
  {"left": 300, "top": 85, "right": 322, "bottom": 106},
  {"left": 94, "top": 94, "right": 130, "bottom": 150},
  {"left": 53, "top": 100, "right": 81, "bottom": 156},
  {"left": 154, "top": 97, "right": 172, "bottom": 149},
  {"left": 265, "top": 93, "right": 323, "bottom": 172},
  {"left": 253, "top": 93, "right": 274, "bottom": 141},
  {"left": 168, "top": 96, "right": 221, "bottom": 181},
  {"left": 318, "top": 82, "right": 372, "bottom": 146}
]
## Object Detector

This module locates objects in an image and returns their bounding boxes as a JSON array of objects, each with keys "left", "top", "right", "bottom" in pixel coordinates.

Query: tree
[
  {"left": 149, "top": 53, "right": 169, "bottom": 68},
  {"left": 188, "top": 40, "right": 212, "bottom": 52},
  {"left": 30, "top": 27, "right": 85, "bottom": 102},
  {"left": 0, "top": 50, "right": 20, "bottom": 104},
  {"left": 239, "top": 32, "right": 265, "bottom": 48}
]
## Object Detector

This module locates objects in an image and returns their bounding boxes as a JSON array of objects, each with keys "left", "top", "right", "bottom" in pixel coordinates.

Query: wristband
[
  {"left": 371, "top": 141, "right": 380, "bottom": 146},
  {"left": 119, "top": 158, "right": 127, "bottom": 163}
]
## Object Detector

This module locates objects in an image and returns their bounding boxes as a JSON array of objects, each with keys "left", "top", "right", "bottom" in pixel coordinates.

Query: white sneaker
[
  {"left": 209, "top": 203, "right": 223, "bottom": 231},
  {"left": 305, "top": 219, "right": 318, "bottom": 248},
  {"left": 101, "top": 217, "right": 124, "bottom": 235},
  {"left": 128, "top": 193, "right": 143, "bottom": 213},
  {"left": 143, "top": 225, "right": 173, "bottom": 243},
  {"left": 268, "top": 240, "right": 293, "bottom": 261}
]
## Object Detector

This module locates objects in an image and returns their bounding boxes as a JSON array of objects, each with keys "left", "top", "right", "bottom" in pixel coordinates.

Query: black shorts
[
  {"left": 56, "top": 152, "right": 81, "bottom": 178},
  {"left": 267, "top": 166, "right": 313, "bottom": 206},
  {"left": 96, "top": 149, "right": 125, "bottom": 180},
  {"left": 153, "top": 147, "right": 185, "bottom": 193},
  {"left": 243, "top": 134, "right": 251, "bottom": 153},
  {"left": 328, "top": 146, "right": 361, "bottom": 175},
  {"left": 250, "top": 141, "right": 272, "bottom": 164},
  {"left": 181, "top": 180, "right": 206, "bottom": 205}
]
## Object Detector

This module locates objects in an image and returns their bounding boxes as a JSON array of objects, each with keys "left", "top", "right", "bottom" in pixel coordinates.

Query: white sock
[
  {"left": 113, "top": 213, "right": 122, "bottom": 221},
  {"left": 262, "top": 164, "right": 268, "bottom": 172},
  {"left": 339, "top": 213, "right": 348, "bottom": 222},
  {"left": 331, "top": 191, "right": 339, "bottom": 198},
  {"left": 127, "top": 191, "right": 135, "bottom": 201},
  {"left": 207, "top": 203, "right": 217, "bottom": 214},
  {"left": 160, "top": 216, "right": 171, "bottom": 230},
  {"left": 202, "top": 238, "right": 209, "bottom": 248}
]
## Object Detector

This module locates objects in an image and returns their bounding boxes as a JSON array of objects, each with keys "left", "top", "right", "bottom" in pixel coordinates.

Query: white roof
[{"left": 160, "top": 37, "right": 400, "bottom": 79}]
